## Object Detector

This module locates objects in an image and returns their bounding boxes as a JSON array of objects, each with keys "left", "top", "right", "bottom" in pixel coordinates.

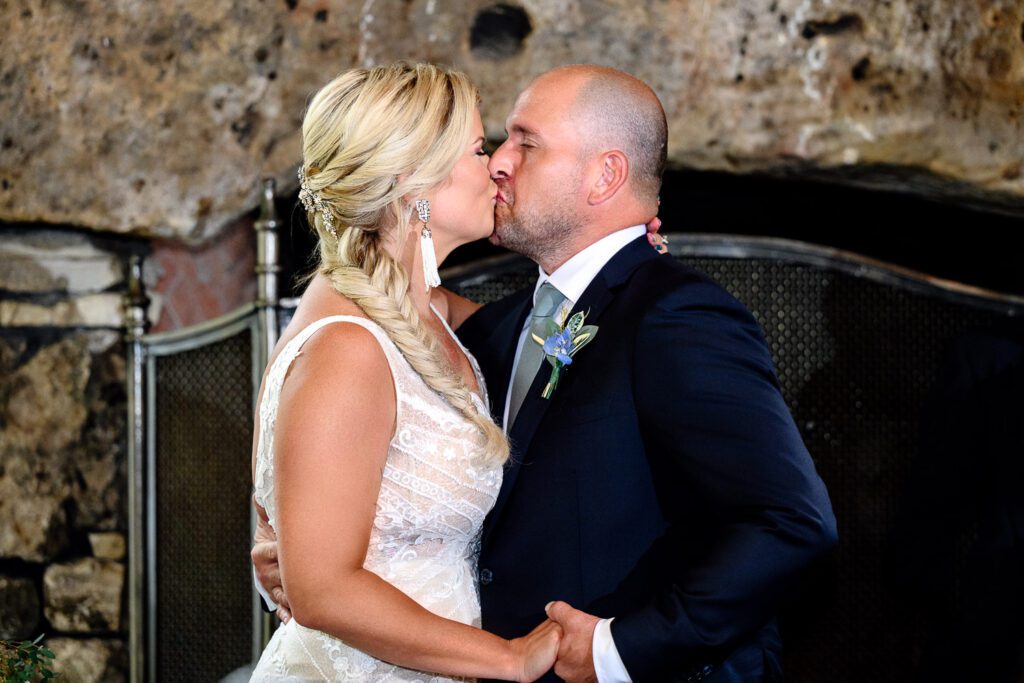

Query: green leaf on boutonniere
[{"left": 531, "top": 311, "right": 600, "bottom": 397}]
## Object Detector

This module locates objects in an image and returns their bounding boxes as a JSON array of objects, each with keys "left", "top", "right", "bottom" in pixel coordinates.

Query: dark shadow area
[
  {"left": 275, "top": 169, "right": 1024, "bottom": 298},
  {"left": 887, "top": 326, "right": 1024, "bottom": 683}
]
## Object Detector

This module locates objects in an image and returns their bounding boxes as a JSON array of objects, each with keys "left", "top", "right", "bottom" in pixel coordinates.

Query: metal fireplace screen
[
  {"left": 135, "top": 236, "right": 1022, "bottom": 683},
  {"left": 146, "top": 320, "right": 258, "bottom": 681},
  {"left": 649, "top": 255, "right": 1001, "bottom": 683}
]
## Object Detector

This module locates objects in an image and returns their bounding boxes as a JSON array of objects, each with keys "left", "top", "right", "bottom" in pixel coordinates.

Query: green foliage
[{"left": 0, "top": 635, "right": 59, "bottom": 682}]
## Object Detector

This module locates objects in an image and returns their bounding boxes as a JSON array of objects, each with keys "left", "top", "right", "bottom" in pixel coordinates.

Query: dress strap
[
  {"left": 284, "top": 315, "right": 391, "bottom": 359},
  {"left": 271, "top": 314, "right": 405, "bottom": 418}
]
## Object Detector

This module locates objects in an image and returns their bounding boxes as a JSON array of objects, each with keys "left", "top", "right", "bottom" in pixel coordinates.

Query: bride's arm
[{"left": 274, "top": 323, "right": 555, "bottom": 681}]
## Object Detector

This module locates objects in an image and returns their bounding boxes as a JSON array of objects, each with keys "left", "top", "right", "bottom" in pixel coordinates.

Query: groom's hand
[
  {"left": 252, "top": 500, "right": 291, "bottom": 622},
  {"left": 545, "top": 601, "right": 599, "bottom": 682}
]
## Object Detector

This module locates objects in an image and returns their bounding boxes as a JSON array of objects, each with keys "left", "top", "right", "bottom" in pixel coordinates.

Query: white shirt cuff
[
  {"left": 592, "top": 617, "right": 632, "bottom": 682},
  {"left": 253, "top": 564, "right": 278, "bottom": 611}
]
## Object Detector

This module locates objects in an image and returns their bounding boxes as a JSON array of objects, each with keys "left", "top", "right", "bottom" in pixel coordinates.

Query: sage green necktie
[{"left": 507, "top": 281, "right": 567, "bottom": 429}]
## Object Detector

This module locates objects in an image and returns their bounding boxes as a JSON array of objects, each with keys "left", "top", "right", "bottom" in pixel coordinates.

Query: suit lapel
[
  {"left": 489, "top": 296, "right": 532, "bottom": 425},
  {"left": 484, "top": 236, "right": 660, "bottom": 544}
]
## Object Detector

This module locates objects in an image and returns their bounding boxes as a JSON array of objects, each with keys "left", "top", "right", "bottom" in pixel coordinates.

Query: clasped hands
[
  {"left": 543, "top": 600, "right": 601, "bottom": 683},
  {"left": 510, "top": 602, "right": 604, "bottom": 682}
]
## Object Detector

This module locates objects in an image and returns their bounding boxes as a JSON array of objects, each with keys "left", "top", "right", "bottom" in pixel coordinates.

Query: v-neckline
[{"left": 429, "top": 304, "right": 486, "bottom": 407}]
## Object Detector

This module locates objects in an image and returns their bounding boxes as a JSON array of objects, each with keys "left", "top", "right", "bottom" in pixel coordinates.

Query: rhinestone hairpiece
[{"left": 297, "top": 167, "right": 338, "bottom": 237}]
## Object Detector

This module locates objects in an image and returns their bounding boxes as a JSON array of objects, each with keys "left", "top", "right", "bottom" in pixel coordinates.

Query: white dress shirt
[{"left": 503, "top": 224, "right": 645, "bottom": 683}]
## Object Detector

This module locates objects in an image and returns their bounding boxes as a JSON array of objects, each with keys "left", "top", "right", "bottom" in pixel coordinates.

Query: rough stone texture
[
  {"left": 0, "top": 336, "right": 85, "bottom": 561},
  {"left": 43, "top": 558, "right": 125, "bottom": 633},
  {"left": 0, "top": 295, "right": 127, "bottom": 328},
  {"left": 0, "top": 476, "right": 68, "bottom": 564},
  {"left": 88, "top": 532, "right": 126, "bottom": 561},
  {"left": 0, "top": 231, "right": 124, "bottom": 294},
  {"left": 0, "top": 332, "right": 126, "bottom": 561},
  {"left": 0, "top": 575, "right": 41, "bottom": 640},
  {"left": 46, "top": 637, "right": 126, "bottom": 683},
  {"left": 67, "top": 345, "right": 128, "bottom": 533},
  {"left": 1, "top": 1, "right": 1022, "bottom": 241},
  {"left": 2, "top": 337, "right": 90, "bottom": 452},
  {"left": 0, "top": 238, "right": 131, "bottom": 670},
  {"left": 0, "top": 228, "right": 161, "bottom": 327}
]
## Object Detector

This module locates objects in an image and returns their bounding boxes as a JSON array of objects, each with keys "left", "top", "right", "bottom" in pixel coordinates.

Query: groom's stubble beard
[
  {"left": 494, "top": 206, "right": 577, "bottom": 267},
  {"left": 491, "top": 182, "right": 580, "bottom": 269}
]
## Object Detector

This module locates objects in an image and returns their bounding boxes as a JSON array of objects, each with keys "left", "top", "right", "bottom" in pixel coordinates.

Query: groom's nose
[{"left": 488, "top": 140, "right": 513, "bottom": 179}]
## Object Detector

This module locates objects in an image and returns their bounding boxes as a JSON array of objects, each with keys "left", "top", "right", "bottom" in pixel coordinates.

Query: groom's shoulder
[
  {"left": 631, "top": 254, "right": 744, "bottom": 310},
  {"left": 456, "top": 287, "right": 532, "bottom": 340},
  {"left": 627, "top": 257, "right": 768, "bottom": 351}
]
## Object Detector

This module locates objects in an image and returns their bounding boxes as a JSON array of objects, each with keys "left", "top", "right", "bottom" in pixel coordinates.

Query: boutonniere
[{"left": 531, "top": 310, "right": 599, "bottom": 399}]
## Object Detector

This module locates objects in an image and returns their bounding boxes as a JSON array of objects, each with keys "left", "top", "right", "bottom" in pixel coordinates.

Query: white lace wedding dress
[{"left": 251, "top": 314, "right": 503, "bottom": 682}]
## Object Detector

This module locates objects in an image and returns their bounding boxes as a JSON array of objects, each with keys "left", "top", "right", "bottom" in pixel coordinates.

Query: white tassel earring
[{"left": 416, "top": 199, "right": 441, "bottom": 291}]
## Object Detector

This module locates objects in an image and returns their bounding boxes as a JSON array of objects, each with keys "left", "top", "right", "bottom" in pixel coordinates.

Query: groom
[
  {"left": 454, "top": 65, "right": 836, "bottom": 682},
  {"left": 255, "top": 65, "right": 837, "bottom": 681}
]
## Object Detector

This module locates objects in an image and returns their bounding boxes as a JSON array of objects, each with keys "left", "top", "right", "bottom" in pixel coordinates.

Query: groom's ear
[{"left": 586, "top": 150, "right": 628, "bottom": 205}]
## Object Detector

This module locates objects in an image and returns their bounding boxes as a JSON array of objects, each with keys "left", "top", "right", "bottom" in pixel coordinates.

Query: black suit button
[{"left": 479, "top": 568, "right": 493, "bottom": 585}]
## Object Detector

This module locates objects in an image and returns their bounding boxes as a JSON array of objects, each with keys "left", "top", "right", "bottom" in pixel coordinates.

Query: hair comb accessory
[
  {"left": 297, "top": 167, "right": 338, "bottom": 238},
  {"left": 415, "top": 199, "right": 441, "bottom": 291}
]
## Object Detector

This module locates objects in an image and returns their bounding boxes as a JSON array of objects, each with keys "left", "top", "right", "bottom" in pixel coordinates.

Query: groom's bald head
[{"left": 533, "top": 65, "right": 668, "bottom": 203}]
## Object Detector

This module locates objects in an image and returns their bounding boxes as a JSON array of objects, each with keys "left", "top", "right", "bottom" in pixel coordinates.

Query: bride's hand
[
  {"left": 646, "top": 216, "right": 668, "bottom": 254},
  {"left": 252, "top": 499, "right": 291, "bottom": 622},
  {"left": 508, "top": 619, "right": 562, "bottom": 682}
]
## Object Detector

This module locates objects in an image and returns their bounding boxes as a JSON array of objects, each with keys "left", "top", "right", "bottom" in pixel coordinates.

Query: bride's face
[{"left": 428, "top": 109, "right": 497, "bottom": 250}]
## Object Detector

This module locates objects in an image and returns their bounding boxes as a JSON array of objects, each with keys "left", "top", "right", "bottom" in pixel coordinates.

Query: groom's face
[{"left": 487, "top": 73, "right": 585, "bottom": 266}]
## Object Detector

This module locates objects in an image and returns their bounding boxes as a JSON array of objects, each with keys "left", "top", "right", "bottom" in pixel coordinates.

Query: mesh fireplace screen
[
  {"left": 656, "top": 255, "right": 1007, "bottom": 683},
  {"left": 446, "top": 247, "right": 1022, "bottom": 683},
  {"left": 148, "top": 325, "right": 256, "bottom": 681},
  {"left": 135, "top": 238, "right": 1021, "bottom": 682}
]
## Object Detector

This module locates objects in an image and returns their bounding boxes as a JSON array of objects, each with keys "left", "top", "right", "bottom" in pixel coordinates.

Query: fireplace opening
[{"left": 273, "top": 170, "right": 1024, "bottom": 299}]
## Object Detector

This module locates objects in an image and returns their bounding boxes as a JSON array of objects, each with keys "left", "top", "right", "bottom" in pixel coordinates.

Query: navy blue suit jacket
[{"left": 457, "top": 237, "right": 837, "bottom": 682}]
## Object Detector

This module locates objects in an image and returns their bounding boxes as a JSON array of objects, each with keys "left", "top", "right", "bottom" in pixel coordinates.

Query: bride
[{"left": 250, "top": 63, "right": 560, "bottom": 681}]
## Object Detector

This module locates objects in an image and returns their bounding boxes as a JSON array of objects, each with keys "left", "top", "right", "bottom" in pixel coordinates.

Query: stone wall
[
  {"left": 0, "top": 220, "right": 258, "bottom": 680},
  {"left": 1, "top": 0, "right": 1022, "bottom": 243},
  {"left": 0, "top": 216, "right": 255, "bottom": 680},
  {"left": 0, "top": 229, "right": 144, "bottom": 682},
  {"left": 0, "top": 329, "right": 129, "bottom": 680}
]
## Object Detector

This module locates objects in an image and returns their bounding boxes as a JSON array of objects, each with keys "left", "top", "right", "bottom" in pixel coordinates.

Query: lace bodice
[{"left": 252, "top": 315, "right": 503, "bottom": 682}]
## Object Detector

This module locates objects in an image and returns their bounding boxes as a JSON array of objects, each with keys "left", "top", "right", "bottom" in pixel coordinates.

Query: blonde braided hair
[{"left": 300, "top": 63, "right": 508, "bottom": 466}]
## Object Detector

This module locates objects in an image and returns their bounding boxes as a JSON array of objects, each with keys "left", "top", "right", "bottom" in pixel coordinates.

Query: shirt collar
[{"left": 533, "top": 225, "right": 647, "bottom": 306}]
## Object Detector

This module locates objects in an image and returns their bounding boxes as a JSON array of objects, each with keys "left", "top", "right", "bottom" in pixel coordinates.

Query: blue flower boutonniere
[{"left": 531, "top": 310, "right": 599, "bottom": 399}]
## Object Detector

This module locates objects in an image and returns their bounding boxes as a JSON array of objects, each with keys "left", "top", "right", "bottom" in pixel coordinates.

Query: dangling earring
[{"left": 416, "top": 199, "right": 441, "bottom": 291}]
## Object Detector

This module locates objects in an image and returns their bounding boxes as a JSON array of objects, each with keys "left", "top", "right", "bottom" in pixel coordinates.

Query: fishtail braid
[{"left": 320, "top": 230, "right": 508, "bottom": 466}]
